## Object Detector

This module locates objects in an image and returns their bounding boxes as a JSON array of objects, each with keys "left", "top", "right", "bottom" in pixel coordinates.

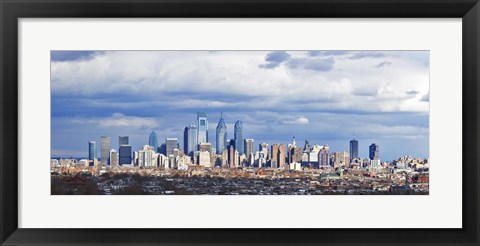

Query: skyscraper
[
  {"left": 271, "top": 144, "right": 286, "bottom": 168},
  {"left": 318, "top": 145, "right": 331, "bottom": 167},
  {"left": 119, "top": 145, "right": 132, "bottom": 165},
  {"left": 369, "top": 143, "right": 379, "bottom": 160},
  {"left": 149, "top": 131, "right": 158, "bottom": 152},
  {"left": 110, "top": 149, "right": 118, "bottom": 167},
  {"left": 234, "top": 120, "right": 243, "bottom": 154},
  {"left": 119, "top": 136, "right": 129, "bottom": 146},
  {"left": 100, "top": 136, "right": 111, "bottom": 165},
  {"left": 197, "top": 112, "right": 208, "bottom": 144},
  {"left": 350, "top": 139, "right": 359, "bottom": 162},
  {"left": 216, "top": 113, "right": 227, "bottom": 154},
  {"left": 244, "top": 138, "right": 254, "bottom": 162},
  {"left": 184, "top": 124, "right": 198, "bottom": 156},
  {"left": 88, "top": 141, "right": 97, "bottom": 160},
  {"left": 166, "top": 138, "right": 178, "bottom": 156},
  {"left": 259, "top": 143, "right": 269, "bottom": 159}
]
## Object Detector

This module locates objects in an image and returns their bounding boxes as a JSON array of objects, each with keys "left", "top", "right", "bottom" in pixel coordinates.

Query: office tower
[
  {"left": 289, "top": 146, "right": 303, "bottom": 164},
  {"left": 234, "top": 120, "right": 243, "bottom": 154},
  {"left": 184, "top": 124, "right": 198, "bottom": 156},
  {"left": 350, "top": 139, "right": 359, "bottom": 161},
  {"left": 303, "top": 140, "right": 311, "bottom": 153},
  {"left": 119, "top": 145, "right": 132, "bottom": 165},
  {"left": 334, "top": 151, "right": 350, "bottom": 168},
  {"left": 197, "top": 112, "right": 208, "bottom": 144},
  {"left": 369, "top": 143, "right": 379, "bottom": 160},
  {"left": 158, "top": 143, "right": 166, "bottom": 155},
  {"left": 110, "top": 149, "right": 118, "bottom": 167},
  {"left": 259, "top": 143, "right": 269, "bottom": 159},
  {"left": 309, "top": 145, "right": 320, "bottom": 163},
  {"left": 229, "top": 141, "right": 235, "bottom": 168},
  {"left": 216, "top": 113, "right": 227, "bottom": 154},
  {"left": 271, "top": 144, "right": 286, "bottom": 168},
  {"left": 318, "top": 145, "right": 331, "bottom": 167},
  {"left": 100, "top": 136, "right": 111, "bottom": 165},
  {"left": 138, "top": 145, "right": 156, "bottom": 167},
  {"left": 199, "top": 151, "right": 211, "bottom": 167},
  {"left": 88, "top": 141, "right": 97, "bottom": 160},
  {"left": 244, "top": 139, "right": 254, "bottom": 161},
  {"left": 149, "top": 131, "right": 158, "bottom": 152},
  {"left": 166, "top": 138, "right": 178, "bottom": 156},
  {"left": 119, "top": 136, "right": 129, "bottom": 146}
]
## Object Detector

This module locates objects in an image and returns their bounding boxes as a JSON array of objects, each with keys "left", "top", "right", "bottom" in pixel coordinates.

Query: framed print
[{"left": 1, "top": 0, "right": 479, "bottom": 245}]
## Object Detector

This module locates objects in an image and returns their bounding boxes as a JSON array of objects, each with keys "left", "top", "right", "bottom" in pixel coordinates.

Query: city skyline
[{"left": 51, "top": 50, "right": 429, "bottom": 160}]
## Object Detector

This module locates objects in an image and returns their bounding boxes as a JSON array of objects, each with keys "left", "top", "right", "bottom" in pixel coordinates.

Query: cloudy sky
[{"left": 51, "top": 50, "right": 429, "bottom": 161}]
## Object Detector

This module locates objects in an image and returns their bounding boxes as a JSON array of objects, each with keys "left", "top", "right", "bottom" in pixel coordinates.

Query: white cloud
[{"left": 283, "top": 116, "right": 310, "bottom": 125}]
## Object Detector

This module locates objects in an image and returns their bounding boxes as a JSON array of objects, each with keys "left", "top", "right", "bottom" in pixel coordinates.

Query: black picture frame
[{"left": 1, "top": 0, "right": 479, "bottom": 245}]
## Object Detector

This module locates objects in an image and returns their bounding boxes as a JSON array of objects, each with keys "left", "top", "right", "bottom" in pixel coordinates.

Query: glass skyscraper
[
  {"left": 166, "top": 138, "right": 178, "bottom": 156},
  {"left": 119, "top": 145, "right": 132, "bottom": 165},
  {"left": 88, "top": 141, "right": 97, "bottom": 160},
  {"left": 184, "top": 124, "right": 198, "bottom": 156},
  {"left": 149, "top": 131, "right": 158, "bottom": 152},
  {"left": 234, "top": 120, "right": 243, "bottom": 154},
  {"left": 197, "top": 112, "right": 208, "bottom": 144},
  {"left": 100, "top": 136, "right": 111, "bottom": 165},
  {"left": 349, "top": 139, "right": 359, "bottom": 161},
  {"left": 216, "top": 113, "right": 227, "bottom": 154},
  {"left": 369, "top": 143, "right": 379, "bottom": 160}
]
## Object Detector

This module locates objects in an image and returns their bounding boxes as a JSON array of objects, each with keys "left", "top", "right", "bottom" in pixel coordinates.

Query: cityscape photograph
[{"left": 51, "top": 50, "right": 429, "bottom": 195}]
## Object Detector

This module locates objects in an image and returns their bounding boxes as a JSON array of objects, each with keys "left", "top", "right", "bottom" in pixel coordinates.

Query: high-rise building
[
  {"left": 318, "top": 145, "right": 331, "bottom": 167},
  {"left": 149, "top": 131, "right": 158, "bottom": 152},
  {"left": 350, "top": 139, "right": 359, "bottom": 161},
  {"left": 259, "top": 143, "right": 269, "bottom": 159},
  {"left": 369, "top": 143, "right": 379, "bottom": 160},
  {"left": 234, "top": 120, "right": 243, "bottom": 154},
  {"left": 334, "top": 151, "right": 350, "bottom": 168},
  {"left": 100, "top": 136, "right": 111, "bottom": 165},
  {"left": 216, "top": 113, "right": 227, "bottom": 154},
  {"left": 197, "top": 112, "right": 208, "bottom": 144},
  {"left": 184, "top": 124, "right": 198, "bottom": 156},
  {"left": 271, "top": 144, "right": 286, "bottom": 168},
  {"left": 138, "top": 145, "right": 156, "bottom": 167},
  {"left": 244, "top": 139, "right": 254, "bottom": 161},
  {"left": 119, "top": 145, "right": 132, "bottom": 165},
  {"left": 119, "top": 136, "right": 129, "bottom": 146},
  {"left": 110, "top": 149, "right": 118, "bottom": 167},
  {"left": 166, "top": 138, "right": 178, "bottom": 157},
  {"left": 303, "top": 140, "right": 311, "bottom": 153},
  {"left": 88, "top": 141, "right": 97, "bottom": 160},
  {"left": 228, "top": 140, "right": 235, "bottom": 168}
]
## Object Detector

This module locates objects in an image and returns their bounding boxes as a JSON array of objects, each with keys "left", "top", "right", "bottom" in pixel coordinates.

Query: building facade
[
  {"left": 216, "top": 114, "right": 227, "bottom": 154},
  {"left": 197, "top": 112, "right": 208, "bottom": 144},
  {"left": 149, "top": 131, "right": 158, "bottom": 152},
  {"left": 234, "top": 120, "right": 243, "bottom": 154},
  {"left": 350, "top": 139, "right": 359, "bottom": 162},
  {"left": 369, "top": 143, "right": 379, "bottom": 160},
  {"left": 88, "top": 141, "right": 97, "bottom": 160},
  {"left": 119, "top": 145, "right": 132, "bottom": 165},
  {"left": 184, "top": 124, "right": 198, "bottom": 156},
  {"left": 100, "top": 136, "right": 111, "bottom": 165},
  {"left": 166, "top": 138, "right": 178, "bottom": 157}
]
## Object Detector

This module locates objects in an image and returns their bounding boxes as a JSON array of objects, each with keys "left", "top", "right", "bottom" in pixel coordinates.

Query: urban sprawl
[{"left": 51, "top": 112, "right": 429, "bottom": 195}]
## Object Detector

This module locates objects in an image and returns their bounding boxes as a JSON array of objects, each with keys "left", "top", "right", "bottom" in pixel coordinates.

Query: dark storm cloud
[
  {"left": 258, "top": 51, "right": 291, "bottom": 69},
  {"left": 51, "top": 51, "right": 98, "bottom": 62}
]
